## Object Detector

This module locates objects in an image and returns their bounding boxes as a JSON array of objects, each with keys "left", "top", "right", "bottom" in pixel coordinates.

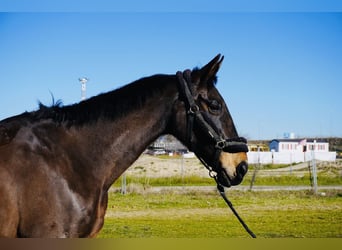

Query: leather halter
[
  {"left": 176, "top": 70, "right": 256, "bottom": 238},
  {"left": 176, "top": 69, "right": 248, "bottom": 172}
]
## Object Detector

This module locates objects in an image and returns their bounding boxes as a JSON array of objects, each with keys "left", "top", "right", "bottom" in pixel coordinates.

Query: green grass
[{"left": 98, "top": 190, "right": 342, "bottom": 238}]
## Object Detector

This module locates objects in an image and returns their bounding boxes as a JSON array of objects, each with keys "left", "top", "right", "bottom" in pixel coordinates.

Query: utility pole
[
  {"left": 311, "top": 140, "right": 318, "bottom": 194},
  {"left": 249, "top": 145, "right": 260, "bottom": 191},
  {"left": 121, "top": 174, "right": 127, "bottom": 195},
  {"left": 78, "top": 77, "right": 89, "bottom": 101}
]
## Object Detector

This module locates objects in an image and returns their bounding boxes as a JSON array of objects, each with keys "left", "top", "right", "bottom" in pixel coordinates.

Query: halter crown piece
[{"left": 176, "top": 69, "right": 248, "bottom": 156}]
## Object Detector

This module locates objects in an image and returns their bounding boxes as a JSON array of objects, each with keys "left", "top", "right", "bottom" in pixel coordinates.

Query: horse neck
[{"left": 69, "top": 77, "right": 178, "bottom": 189}]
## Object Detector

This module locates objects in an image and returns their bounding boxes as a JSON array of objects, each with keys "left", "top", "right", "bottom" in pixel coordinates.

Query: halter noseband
[{"left": 176, "top": 69, "right": 248, "bottom": 172}]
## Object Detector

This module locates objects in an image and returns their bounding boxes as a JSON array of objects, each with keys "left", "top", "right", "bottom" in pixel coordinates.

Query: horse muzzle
[
  {"left": 217, "top": 152, "right": 249, "bottom": 187},
  {"left": 217, "top": 161, "right": 248, "bottom": 187}
]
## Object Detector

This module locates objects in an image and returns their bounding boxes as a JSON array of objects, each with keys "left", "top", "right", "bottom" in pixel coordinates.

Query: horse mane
[
  {"left": 33, "top": 74, "right": 175, "bottom": 127},
  {"left": 1, "top": 67, "right": 218, "bottom": 129}
]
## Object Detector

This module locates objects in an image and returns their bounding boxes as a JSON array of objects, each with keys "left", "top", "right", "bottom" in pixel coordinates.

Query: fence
[{"left": 247, "top": 151, "right": 336, "bottom": 164}]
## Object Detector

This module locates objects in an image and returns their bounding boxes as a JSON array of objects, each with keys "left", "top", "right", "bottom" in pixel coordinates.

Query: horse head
[{"left": 171, "top": 54, "right": 248, "bottom": 187}]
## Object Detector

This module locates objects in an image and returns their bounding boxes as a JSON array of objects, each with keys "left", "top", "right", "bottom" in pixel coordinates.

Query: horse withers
[{"left": 0, "top": 54, "right": 248, "bottom": 237}]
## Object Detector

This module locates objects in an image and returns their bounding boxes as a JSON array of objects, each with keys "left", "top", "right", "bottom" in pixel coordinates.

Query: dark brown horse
[{"left": 0, "top": 55, "right": 248, "bottom": 237}]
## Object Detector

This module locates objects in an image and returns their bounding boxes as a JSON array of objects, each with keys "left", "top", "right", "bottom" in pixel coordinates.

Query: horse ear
[{"left": 191, "top": 54, "right": 224, "bottom": 88}]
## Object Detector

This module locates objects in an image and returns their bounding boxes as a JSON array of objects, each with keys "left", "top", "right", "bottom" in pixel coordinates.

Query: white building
[{"left": 269, "top": 139, "right": 329, "bottom": 153}]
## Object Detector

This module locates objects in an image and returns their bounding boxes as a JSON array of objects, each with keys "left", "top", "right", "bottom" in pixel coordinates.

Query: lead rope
[
  {"left": 215, "top": 181, "right": 257, "bottom": 238},
  {"left": 198, "top": 157, "right": 256, "bottom": 238}
]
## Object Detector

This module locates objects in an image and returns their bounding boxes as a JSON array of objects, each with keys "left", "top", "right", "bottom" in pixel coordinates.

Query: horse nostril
[{"left": 237, "top": 162, "right": 248, "bottom": 177}]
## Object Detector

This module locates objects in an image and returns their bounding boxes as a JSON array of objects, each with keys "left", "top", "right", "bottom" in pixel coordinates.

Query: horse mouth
[{"left": 217, "top": 161, "right": 248, "bottom": 188}]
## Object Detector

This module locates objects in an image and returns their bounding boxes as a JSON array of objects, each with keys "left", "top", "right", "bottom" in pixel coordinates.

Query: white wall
[
  {"left": 304, "top": 152, "right": 337, "bottom": 162},
  {"left": 247, "top": 151, "right": 336, "bottom": 164},
  {"left": 247, "top": 152, "right": 273, "bottom": 164}
]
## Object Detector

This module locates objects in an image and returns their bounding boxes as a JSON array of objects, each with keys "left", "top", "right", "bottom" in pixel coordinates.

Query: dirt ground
[{"left": 126, "top": 154, "right": 210, "bottom": 178}]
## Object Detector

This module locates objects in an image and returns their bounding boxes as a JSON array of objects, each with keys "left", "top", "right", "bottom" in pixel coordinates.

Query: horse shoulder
[{"left": 0, "top": 161, "right": 19, "bottom": 237}]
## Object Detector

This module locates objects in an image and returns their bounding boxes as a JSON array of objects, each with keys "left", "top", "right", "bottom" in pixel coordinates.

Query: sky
[{"left": 0, "top": 2, "right": 341, "bottom": 140}]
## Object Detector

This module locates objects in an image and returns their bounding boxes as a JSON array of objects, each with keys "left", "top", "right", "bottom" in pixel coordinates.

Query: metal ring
[
  {"left": 209, "top": 170, "right": 217, "bottom": 178},
  {"left": 216, "top": 140, "right": 226, "bottom": 149},
  {"left": 188, "top": 105, "right": 199, "bottom": 114}
]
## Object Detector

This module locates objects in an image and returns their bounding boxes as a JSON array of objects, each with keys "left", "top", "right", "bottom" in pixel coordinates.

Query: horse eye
[{"left": 208, "top": 100, "right": 222, "bottom": 113}]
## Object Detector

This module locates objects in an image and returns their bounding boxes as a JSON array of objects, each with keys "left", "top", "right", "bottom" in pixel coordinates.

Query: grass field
[
  {"left": 98, "top": 189, "right": 342, "bottom": 238},
  {"left": 112, "top": 174, "right": 342, "bottom": 187}
]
